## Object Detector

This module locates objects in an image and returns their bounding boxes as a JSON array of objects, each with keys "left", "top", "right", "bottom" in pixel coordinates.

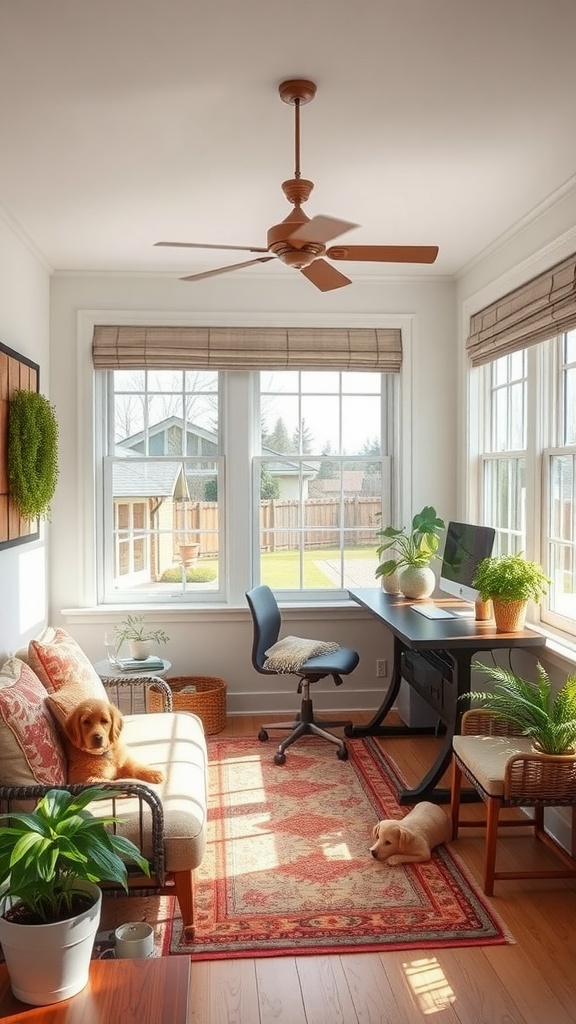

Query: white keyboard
[{"left": 410, "top": 604, "right": 455, "bottom": 620}]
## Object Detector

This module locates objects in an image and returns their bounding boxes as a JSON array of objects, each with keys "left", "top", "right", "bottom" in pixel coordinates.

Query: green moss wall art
[{"left": 7, "top": 389, "right": 59, "bottom": 521}]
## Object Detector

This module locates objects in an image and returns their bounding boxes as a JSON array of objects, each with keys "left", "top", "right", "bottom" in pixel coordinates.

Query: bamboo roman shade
[
  {"left": 467, "top": 252, "right": 576, "bottom": 366},
  {"left": 92, "top": 325, "right": 402, "bottom": 372}
]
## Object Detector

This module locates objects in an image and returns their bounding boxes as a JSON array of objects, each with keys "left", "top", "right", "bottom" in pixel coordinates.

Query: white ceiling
[{"left": 1, "top": 0, "right": 576, "bottom": 285}]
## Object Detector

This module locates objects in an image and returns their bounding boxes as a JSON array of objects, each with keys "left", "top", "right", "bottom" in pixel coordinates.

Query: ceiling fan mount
[{"left": 154, "top": 78, "right": 439, "bottom": 291}]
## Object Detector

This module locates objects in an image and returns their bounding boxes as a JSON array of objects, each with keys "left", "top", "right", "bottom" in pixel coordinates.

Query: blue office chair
[{"left": 246, "top": 585, "right": 360, "bottom": 764}]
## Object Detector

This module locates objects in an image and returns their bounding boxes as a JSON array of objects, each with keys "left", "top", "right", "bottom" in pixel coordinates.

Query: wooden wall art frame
[{"left": 0, "top": 341, "right": 40, "bottom": 548}]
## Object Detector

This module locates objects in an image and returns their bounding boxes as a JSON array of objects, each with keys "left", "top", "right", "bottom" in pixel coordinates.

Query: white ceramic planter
[
  {"left": 0, "top": 880, "right": 102, "bottom": 1006},
  {"left": 380, "top": 570, "right": 401, "bottom": 595},
  {"left": 129, "top": 639, "right": 152, "bottom": 660},
  {"left": 399, "top": 565, "right": 435, "bottom": 600}
]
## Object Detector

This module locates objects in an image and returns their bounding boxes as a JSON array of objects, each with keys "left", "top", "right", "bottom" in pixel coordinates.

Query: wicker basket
[{"left": 150, "top": 675, "right": 227, "bottom": 734}]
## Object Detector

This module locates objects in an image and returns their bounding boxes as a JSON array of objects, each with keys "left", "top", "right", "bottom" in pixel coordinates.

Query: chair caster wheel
[
  {"left": 258, "top": 729, "right": 269, "bottom": 742},
  {"left": 337, "top": 746, "right": 349, "bottom": 761},
  {"left": 274, "top": 751, "right": 286, "bottom": 765},
  {"left": 343, "top": 724, "right": 355, "bottom": 738}
]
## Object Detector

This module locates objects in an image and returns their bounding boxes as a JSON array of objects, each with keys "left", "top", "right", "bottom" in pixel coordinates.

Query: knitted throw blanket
[{"left": 263, "top": 635, "right": 340, "bottom": 672}]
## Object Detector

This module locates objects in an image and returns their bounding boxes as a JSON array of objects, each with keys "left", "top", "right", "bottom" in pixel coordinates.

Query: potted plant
[
  {"left": 375, "top": 505, "right": 446, "bottom": 599},
  {"left": 114, "top": 614, "right": 170, "bottom": 660},
  {"left": 467, "top": 661, "right": 576, "bottom": 755},
  {"left": 0, "top": 787, "right": 150, "bottom": 1005},
  {"left": 472, "top": 552, "right": 550, "bottom": 632}
]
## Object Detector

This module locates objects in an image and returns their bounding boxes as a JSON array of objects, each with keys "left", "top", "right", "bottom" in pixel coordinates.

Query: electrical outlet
[{"left": 376, "top": 659, "right": 388, "bottom": 678}]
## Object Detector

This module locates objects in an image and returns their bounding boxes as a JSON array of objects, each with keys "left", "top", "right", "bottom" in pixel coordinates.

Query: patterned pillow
[
  {"left": 0, "top": 658, "right": 67, "bottom": 786},
  {"left": 28, "top": 627, "right": 108, "bottom": 702}
]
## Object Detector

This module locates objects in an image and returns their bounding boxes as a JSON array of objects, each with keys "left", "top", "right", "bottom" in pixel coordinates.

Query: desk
[
  {"left": 348, "top": 588, "right": 546, "bottom": 804},
  {"left": 0, "top": 956, "right": 190, "bottom": 1022}
]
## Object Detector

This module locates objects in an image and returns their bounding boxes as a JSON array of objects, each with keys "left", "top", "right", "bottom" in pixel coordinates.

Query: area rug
[{"left": 169, "top": 737, "right": 513, "bottom": 960}]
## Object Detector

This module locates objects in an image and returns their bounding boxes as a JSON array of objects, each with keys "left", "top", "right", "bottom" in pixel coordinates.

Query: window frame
[{"left": 81, "top": 311, "right": 413, "bottom": 609}]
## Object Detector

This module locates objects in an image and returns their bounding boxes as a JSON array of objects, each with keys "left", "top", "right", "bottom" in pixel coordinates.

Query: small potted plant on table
[
  {"left": 375, "top": 505, "right": 446, "bottom": 599},
  {"left": 114, "top": 614, "right": 170, "bottom": 660},
  {"left": 472, "top": 552, "right": 550, "bottom": 632},
  {"left": 0, "top": 787, "right": 150, "bottom": 1006}
]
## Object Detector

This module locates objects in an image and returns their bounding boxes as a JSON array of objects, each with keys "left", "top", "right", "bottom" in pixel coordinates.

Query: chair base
[{"left": 259, "top": 696, "right": 352, "bottom": 763}]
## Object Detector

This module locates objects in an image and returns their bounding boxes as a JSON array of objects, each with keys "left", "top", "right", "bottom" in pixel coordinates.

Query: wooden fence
[{"left": 175, "top": 497, "right": 382, "bottom": 557}]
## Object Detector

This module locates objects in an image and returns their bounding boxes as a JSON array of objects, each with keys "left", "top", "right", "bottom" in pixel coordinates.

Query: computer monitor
[{"left": 439, "top": 521, "right": 496, "bottom": 604}]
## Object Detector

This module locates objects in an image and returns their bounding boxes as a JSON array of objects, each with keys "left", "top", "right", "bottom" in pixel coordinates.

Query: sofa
[{"left": 0, "top": 628, "right": 208, "bottom": 939}]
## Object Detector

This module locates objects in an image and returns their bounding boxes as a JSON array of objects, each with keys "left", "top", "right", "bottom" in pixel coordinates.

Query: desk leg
[
  {"left": 345, "top": 638, "right": 438, "bottom": 739},
  {"left": 396, "top": 649, "right": 475, "bottom": 805}
]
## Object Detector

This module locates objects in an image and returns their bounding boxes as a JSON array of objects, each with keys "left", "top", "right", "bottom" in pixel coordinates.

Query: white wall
[
  {"left": 49, "top": 270, "right": 456, "bottom": 712},
  {"left": 0, "top": 213, "right": 50, "bottom": 660}
]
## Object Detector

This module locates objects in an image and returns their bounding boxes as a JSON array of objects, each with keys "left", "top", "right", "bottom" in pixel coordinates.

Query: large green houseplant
[
  {"left": 468, "top": 661, "right": 576, "bottom": 755},
  {"left": 472, "top": 552, "right": 550, "bottom": 631},
  {"left": 375, "top": 505, "right": 446, "bottom": 599},
  {"left": 0, "top": 787, "right": 150, "bottom": 1005}
]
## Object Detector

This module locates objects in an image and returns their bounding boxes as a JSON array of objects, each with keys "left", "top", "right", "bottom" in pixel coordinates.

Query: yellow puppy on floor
[{"left": 370, "top": 801, "right": 452, "bottom": 865}]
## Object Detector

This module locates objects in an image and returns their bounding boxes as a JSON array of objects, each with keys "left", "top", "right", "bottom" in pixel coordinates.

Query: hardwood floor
[{"left": 188, "top": 713, "right": 576, "bottom": 1024}]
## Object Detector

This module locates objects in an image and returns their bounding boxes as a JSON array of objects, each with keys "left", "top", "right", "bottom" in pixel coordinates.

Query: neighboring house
[{"left": 118, "top": 417, "right": 318, "bottom": 500}]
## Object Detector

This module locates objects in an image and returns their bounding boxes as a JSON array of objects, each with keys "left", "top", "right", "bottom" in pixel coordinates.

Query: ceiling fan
[{"left": 155, "top": 79, "right": 439, "bottom": 292}]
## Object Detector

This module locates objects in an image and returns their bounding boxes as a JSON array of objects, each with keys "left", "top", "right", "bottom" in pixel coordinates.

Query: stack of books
[{"left": 117, "top": 656, "right": 165, "bottom": 672}]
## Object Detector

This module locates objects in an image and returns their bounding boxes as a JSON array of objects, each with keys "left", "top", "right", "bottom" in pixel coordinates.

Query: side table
[
  {"left": 0, "top": 957, "right": 190, "bottom": 1022},
  {"left": 93, "top": 659, "right": 173, "bottom": 713}
]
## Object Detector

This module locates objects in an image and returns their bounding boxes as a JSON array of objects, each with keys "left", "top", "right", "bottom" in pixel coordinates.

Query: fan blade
[
  {"left": 181, "top": 257, "right": 275, "bottom": 282},
  {"left": 300, "top": 259, "right": 352, "bottom": 292},
  {"left": 326, "top": 245, "right": 439, "bottom": 264},
  {"left": 288, "top": 215, "right": 358, "bottom": 246},
  {"left": 156, "top": 241, "right": 269, "bottom": 253}
]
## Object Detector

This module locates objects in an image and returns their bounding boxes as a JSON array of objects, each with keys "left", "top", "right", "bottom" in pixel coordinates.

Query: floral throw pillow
[
  {"left": 0, "top": 658, "right": 67, "bottom": 786},
  {"left": 28, "top": 627, "right": 108, "bottom": 702}
]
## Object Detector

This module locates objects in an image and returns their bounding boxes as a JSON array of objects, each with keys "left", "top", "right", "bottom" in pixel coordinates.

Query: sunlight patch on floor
[{"left": 402, "top": 957, "right": 456, "bottom": 1015}]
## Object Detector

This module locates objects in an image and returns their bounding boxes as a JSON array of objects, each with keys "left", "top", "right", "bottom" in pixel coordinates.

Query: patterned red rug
[{"left": 168, "top": 737, "right": 513, "bottom": 960}]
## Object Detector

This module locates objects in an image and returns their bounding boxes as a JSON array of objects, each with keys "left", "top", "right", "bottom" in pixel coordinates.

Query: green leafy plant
[
  {"left": 375, "top": 505, "right": 446, "bottom": 580},
  {"left": 7, "top": 389, "right": 59, "bottom": 521},
  {"left": 472, "top": 552, "right": 550, "bottom": 603},
  {"left": 114, "top": 614, "right": 169, "bottom": 648},
  {"left": 0, "top": 788, "right": 150, "bottom": 925},
  {"left": 466, "top": 661, "right": 576, "bottom": 755}
]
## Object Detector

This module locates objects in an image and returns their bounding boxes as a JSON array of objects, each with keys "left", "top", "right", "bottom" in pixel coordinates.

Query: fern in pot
[
  {"left": 0, "top": 787, "right": 150, "bottom": 1006},
  {"left": 468, "top": 660, "right": 576, "bottom": 755},
  {"left": 472, "top": 552, "right": 550, "bottom": 632}
]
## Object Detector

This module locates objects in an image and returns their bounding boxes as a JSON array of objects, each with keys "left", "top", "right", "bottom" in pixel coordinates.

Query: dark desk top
[{"left": 348, "top": 588, "right": 547, "bottom": 652}]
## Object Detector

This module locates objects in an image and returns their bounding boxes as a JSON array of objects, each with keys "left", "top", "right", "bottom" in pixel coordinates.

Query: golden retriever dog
[
  {"left": 370, "top": 801, "right": 452, "bottom": 865},
  {"left": 63, "top": 699, "right": 164, "bottom": 785}
]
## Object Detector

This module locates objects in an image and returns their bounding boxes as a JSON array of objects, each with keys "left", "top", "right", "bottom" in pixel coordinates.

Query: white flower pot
[
  {"left": 0, "top": 879, "right": 102, "bottom": 1006},
  {"left": 129, "top": 639, "right": 152, "bottom": 660},
  {"left": 380, "top": 570, "right": 401, "bottom": 595},
  {"left": 399, "top": 565, "right": 436, "bottom": 600}
]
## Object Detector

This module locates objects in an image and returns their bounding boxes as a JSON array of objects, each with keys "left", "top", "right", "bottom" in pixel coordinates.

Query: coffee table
[{"left": 0, "top": 957, "right": 190, "bottom": 1022}]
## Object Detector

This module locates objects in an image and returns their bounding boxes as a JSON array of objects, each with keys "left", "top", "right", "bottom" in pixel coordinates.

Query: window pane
[{"left": 257, "top": 371, "right": 388, "bottom": 594}]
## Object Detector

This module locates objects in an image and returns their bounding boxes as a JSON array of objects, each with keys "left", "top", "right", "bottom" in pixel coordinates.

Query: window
[
  {"left": 475, "top": 331, "right": 576, "bottom": 638},
  {"left": 256, "top": 371, "right": 391, "bottom": 596},
  {"left": 99, "top": 367, "right": 395, "bottom": 604}
]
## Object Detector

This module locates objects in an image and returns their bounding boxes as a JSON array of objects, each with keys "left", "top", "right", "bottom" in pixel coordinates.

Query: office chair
[{"left": 246, "top": 585, "right": 360, "bottom": 764}]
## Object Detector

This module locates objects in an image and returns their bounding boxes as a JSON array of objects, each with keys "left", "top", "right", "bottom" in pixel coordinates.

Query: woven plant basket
[
  {"left": 150, "top": 675, "right": 227, "bottom": 734},
  {"left": 493, "top": 598, "right": 527, "bottom": 633}
]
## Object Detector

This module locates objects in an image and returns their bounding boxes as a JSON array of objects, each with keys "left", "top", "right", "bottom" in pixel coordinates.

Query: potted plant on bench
[{"left": 0, "top": 787, "right": 150, "bottom": 1006}]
